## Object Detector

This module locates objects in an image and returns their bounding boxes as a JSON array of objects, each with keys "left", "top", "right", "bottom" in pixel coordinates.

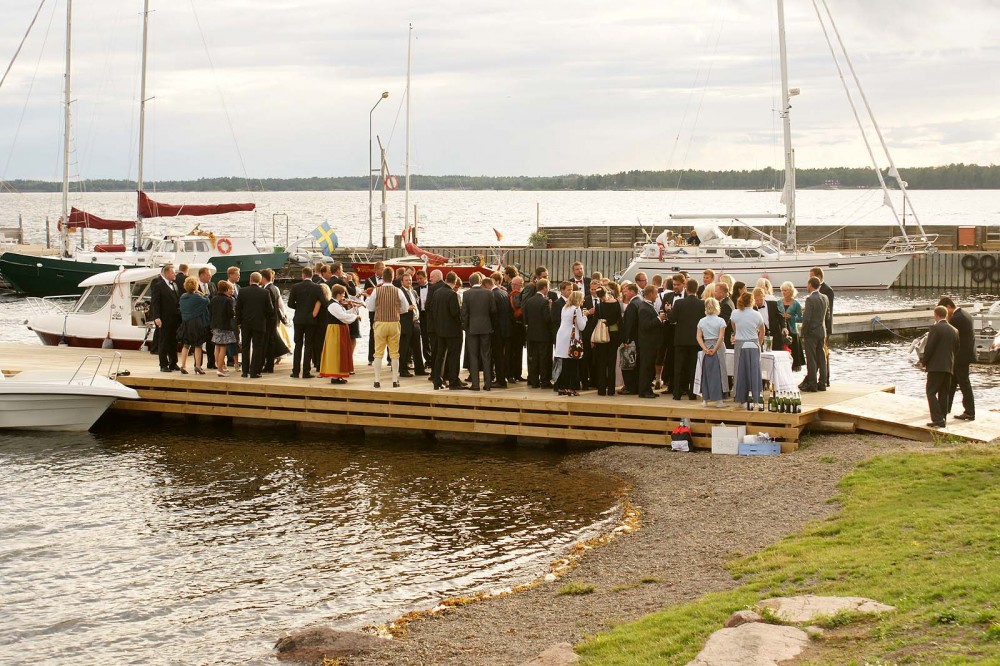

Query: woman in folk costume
[{"left": 320, "top": 284, "right": 361, "bottom": 384}]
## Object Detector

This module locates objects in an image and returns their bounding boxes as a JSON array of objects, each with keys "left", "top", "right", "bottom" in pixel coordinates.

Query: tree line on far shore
[{"left": 3, "top": 163, "right": 997, "bottom": 193}]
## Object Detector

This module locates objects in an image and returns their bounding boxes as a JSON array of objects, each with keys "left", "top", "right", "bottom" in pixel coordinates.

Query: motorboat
[
  {"left": 351, "top": 225, "right": 501, "bottom": 284},
  {"left": 25, "top": 265, "right": 215, "bottom": 350},
  {"left": 908, "top": 302, "right": 1000, "bottom": 365},
  {"left": 0, "top": 354, "right": 139, "bottom": 431}
]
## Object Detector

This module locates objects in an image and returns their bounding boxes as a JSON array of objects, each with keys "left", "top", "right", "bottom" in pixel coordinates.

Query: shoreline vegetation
[
  {"left": 2, "top": 163, "right": 998, "bottom": 193},
  {"left": 342, "top": 437, "right": 999, "bottom": 666}
]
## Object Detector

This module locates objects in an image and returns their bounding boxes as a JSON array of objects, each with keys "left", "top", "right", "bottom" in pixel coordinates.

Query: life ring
[
  {"left": 384, "top": 175, "right": 399, "bottom": 190},
  {"left": 980, "top": 254, "right": 997, "bottom": 270},
  {"left": 472, "top": 254, "right": 483, "bottom": 267},
  {"left": 990, "top": 268, "right": 1000, "bottom": 283},
  {"left": 961, "top": 255, "right": 979, "bottom": 271},
  {"left": 971, "top": 268, "right": 987, "bottom": 284},
  {"left": 216, "top": 237, "right": 233, "bottom": 254}
]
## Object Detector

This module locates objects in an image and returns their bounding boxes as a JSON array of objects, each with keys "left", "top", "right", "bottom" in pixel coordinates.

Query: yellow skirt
[{"left": 319, "top": 324, "right": 354, "bottom": 379}]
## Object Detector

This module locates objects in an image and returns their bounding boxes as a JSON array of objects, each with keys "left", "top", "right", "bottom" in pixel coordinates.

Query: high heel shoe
[
  {"left": 194, "top": 367, "right": 205, "bottom": 375},
  {"left": 179, "top": 368, "right": 189, "bottom": 374}
]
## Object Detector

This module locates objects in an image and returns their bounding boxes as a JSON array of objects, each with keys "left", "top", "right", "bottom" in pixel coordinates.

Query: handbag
[
  {"left": 592, "top": 318, "right": 610, "bottom": 344},
  {"left": 619, "top": 341, "right": 637, "bottom": 370},
  {"left": 568, "top": 311, "right": 585, "bottom": 359}
]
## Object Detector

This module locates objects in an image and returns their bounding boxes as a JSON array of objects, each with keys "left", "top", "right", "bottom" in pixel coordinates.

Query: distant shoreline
[{"left": 2, "top": 163, "right": 997, "bottom": 193}]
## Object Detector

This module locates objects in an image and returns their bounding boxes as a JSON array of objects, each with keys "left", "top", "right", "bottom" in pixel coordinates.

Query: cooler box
[
  {"left": 711, "top": 425, "right": 746, "bottom": 455},
  {"left": 739, "top": 442, "right": 781, "bottom": 456}
]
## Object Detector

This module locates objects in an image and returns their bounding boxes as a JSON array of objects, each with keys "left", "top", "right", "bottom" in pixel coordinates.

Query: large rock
[
  {"left": 686, "top": 623, "right": 809, "bottom": 666},
  {"left": 756, "top": 595, "right": 895, "bottom": 623},
  {"left": 724, "top": 610, "right": 763, "bottom": 628},
  {"left": 274, "top": 627, "right": 381, "bottom": 663},
  {"left": 520, "top": 642, "right": 580, "bottom": 666}
]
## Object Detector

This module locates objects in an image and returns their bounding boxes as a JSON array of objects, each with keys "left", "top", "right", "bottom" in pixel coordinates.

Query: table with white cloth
[{"left": 692, "top": 349, "right": 796, "bottom": 395}]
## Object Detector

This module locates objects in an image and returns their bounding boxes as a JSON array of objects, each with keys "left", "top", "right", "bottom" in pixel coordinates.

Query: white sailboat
[{"left": 619, "top": 0, "right": 937, "bottom": 290}]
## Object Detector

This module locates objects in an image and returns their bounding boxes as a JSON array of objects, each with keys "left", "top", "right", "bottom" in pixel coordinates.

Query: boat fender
[
  {"left": 217, "top": 237, "right": 233, "bottom": 254},
  {"left": 971, "top": 268, "right": 988, "bottom": 284},
  {"left": 989, "top": 268, "right": 1000, "bottom": 284},
  {"left": 980, "top": 254, "right": 997, "bottom": 270},
  {"left": 961, "top": 254, "right": 979, "bottom": 271},
  {"left": 384, "top": 175, "right": 399, "bottom": 190}
]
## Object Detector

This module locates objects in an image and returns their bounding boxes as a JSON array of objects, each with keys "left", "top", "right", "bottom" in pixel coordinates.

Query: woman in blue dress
[
  {"left": 729, "top": 291, "right": 766, "bottom": 405},
  {"left": 696, "top": 296, "right": 728, "bottom": 407}
]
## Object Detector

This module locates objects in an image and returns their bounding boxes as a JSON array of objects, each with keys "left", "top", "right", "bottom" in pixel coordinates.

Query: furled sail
[
  {"left": 60, "top": 208, "right": 137, "bottom": 231},
  {"left": 138, "top": 191, "right": 255, "bottom": 218}
]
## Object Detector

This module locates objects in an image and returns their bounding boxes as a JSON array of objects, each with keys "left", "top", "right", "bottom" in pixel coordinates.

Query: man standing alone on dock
[
  {"left": 921, "top": 306, "right": 959, "bottom": 428},
  {"left": 938, "top": 297, "right": 975, "bottom": 421},
  {"left": 810, "top": 267, "right": 834, "bottom": 386},
  {"left": 799, "top": 277, "right": 829, "bottom": 392}
]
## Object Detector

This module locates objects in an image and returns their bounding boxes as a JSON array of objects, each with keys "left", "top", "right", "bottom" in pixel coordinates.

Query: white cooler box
[{"left": 711, "top": 424, "right": 746, "bottom": 455}]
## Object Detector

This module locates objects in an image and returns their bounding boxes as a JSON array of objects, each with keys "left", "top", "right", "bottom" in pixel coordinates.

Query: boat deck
[{"left": 2, "top": 343, "right": 997, "bottom": 448}]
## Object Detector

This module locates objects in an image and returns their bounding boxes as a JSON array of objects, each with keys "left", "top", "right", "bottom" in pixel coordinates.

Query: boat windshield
[{"left": 75, "top": 285, "right": 114, "bottom": 314}]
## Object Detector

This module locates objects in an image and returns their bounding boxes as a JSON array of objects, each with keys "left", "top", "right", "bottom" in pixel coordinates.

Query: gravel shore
[{"left": 342, "top": 434, "right": 937, "bottom": 666}]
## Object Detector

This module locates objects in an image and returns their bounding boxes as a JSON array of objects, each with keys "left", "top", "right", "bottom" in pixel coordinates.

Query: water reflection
[{"left": 0, "top": 423, "right": 620, "bottom": 665}]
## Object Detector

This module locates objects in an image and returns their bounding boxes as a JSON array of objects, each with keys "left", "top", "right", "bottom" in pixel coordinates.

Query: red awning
[
  {"left": 138, "top": 191, "right": 255, "bottom": 218},
  {"left": 63, "top": 208, "right": 137, "bottom": 231}
]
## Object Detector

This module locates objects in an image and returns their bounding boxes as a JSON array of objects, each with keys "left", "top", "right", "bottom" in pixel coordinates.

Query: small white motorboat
[{"left": 0, "top": 354, "right": 139, "bottom": 431}]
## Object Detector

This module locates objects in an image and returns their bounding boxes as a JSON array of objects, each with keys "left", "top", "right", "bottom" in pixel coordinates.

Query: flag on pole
[
  {"left": 492, "top": 227, "right": 503, "bottom": 242},
  {"left": 311, "top": 221, "right": 339, "bottom": 256}
]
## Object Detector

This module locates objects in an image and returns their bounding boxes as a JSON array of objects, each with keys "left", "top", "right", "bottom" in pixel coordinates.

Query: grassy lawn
[{"left": 576, "top": 447, "right": 1000, "bottom": 665}]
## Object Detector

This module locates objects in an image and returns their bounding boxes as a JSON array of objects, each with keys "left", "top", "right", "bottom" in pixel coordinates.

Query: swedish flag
[{"left": 311, "top": 221, "right": 339, "bottom": 256}]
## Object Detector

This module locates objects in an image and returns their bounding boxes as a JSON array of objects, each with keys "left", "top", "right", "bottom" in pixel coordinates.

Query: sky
[{"left": 0, "top": 0, "right": 997, "bottom": 181}]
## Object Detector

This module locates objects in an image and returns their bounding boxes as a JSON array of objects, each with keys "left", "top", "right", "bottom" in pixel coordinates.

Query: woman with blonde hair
[
  {"left": 320, "top": 284, "right": 360, "bottom": 384},
  {"left": 730, "top": 292, "right": 766, "bottom": 405},
  {"left": 777, "top": 280, "right": 804, "bottom": 370},
  {"left": 177, "top": 276, "right": 209, "bottom": 374},
  {"left": 553, "top": 290, "right": 587, "bottom": 396},
  {"left": 696, "top": 296, "right": 728, "bottom": 407}
]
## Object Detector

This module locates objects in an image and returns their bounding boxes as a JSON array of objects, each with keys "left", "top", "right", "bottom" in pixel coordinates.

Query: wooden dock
[{"left": 3, "top": 344, "right": 997, "bottom": 448}]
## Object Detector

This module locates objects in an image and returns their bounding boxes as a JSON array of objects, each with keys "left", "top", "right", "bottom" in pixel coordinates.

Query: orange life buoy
[
  {"left": 216, "top": 237, "right": 233, "bottom": 254},
  {"left": 384, "top": 175, "right": 399, "bottom": 190}
]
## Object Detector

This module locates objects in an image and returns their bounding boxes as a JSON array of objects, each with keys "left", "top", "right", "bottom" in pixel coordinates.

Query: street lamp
[{"left": 369, "top": 91, "right": 390, "bottom": 249}]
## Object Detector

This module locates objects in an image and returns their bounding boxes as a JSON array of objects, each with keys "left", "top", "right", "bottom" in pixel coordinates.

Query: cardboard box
[{"left": 711, "top": 425, "right": 746, "bottom": 455}]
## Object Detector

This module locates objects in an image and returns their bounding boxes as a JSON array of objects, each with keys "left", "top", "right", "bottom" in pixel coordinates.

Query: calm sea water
[{"left": 0, "top": 423, "right": 620, "bottom": 664}]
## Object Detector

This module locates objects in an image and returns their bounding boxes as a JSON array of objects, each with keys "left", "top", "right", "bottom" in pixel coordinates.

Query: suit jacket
[
  {"left": 951, "top": 308, "right": 975, "bottom": 364},
  {"left": 622, "top": 298, "right": 640, "bottom": 345},
  {"left": 287, "top": 278, "right": 323, "bottom": 327},
  {"left": 764, "top": 299, "right": 788, "bottom": 348},
  {"left": 637, "top": 299, "right": 663, "bottom": 351},
  {"left": 461, "top": 285, "right": 496, "bottom": 335},
  {"left": 922, "top": 319, "right": 959, "bottom": 374},
  {"left": 264, "top": 282, "right": 285, "bottom": 325},
  {"left": 595, "top": 300, "right": 622, "bottom": 341},
  {"left": 492, "top": 286, "right": 513, "bottom": 338},
  {"left": 149, "top": 276, "right": 181, "bottom": 323},
  {"left": 423, "top": 281, "right": 448, "bottom": 335},
  {"left": 174, "top": 272, "right": 188, "bottom": 293},
  {"left": 400, "top": 287, "right": 417, "bottom": 335},
  {"left": 568, "top": 276, "right": 591, "bottom": 294},
  {"left": 522, "top": 292, "right": 553, "bottom": 343},
  {"left": 236, "top": 284, "right": 274, "bottom": 332},
  {"left": 550, "top": 296, "right": 567, "bottom": 339},
  {"left": 819, "top": 282, "right": 835, "bottom": 335},
  {"left": 719, "top": 296, "right": 734, "bottom": 327},
  {"left": 432, "top": 287, "right": 463, "bottom": 338},
  {"left": 582, "top": 294, "right": 600, "bottom": 337},
  {"left": 668, "top": 294, "right": 705, "bottom": 346},
  {"left": 198, "top": 278, "right": 218, "bottom": 299},
  {"left": 801, "top": 290, "right": 829, "bottom": 339}
]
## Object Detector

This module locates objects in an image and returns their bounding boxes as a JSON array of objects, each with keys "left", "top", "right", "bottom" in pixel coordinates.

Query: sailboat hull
[{"left": 619, "top": 251, "right": 916, "bottom": 290}]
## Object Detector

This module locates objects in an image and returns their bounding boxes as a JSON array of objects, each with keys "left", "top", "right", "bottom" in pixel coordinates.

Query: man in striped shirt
[{"left": 365, "top": 267, "right": 411, "bottom": 388}]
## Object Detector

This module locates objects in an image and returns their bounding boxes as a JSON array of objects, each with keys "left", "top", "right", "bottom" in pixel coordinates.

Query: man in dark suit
[
  {"left": 414, "top": 269, "right": 433, "bottom": 370},
  {"left": 668, "top": 278, "right": 706, "bottom": 400},
  {"left": 619, "top": 283, "right": 641, "bottom": 395},
  {"left": 461, "top": 272, "right": 497, "bottom": 391},
  {"left": 921, "top": 305, "right": 959, "bottom": 427},
  {"left": 431, "top": 271, "right": 464, "bottom": 390},
  {"left": 287, "top": 266, "right": 323, "bottom": 378},
  {"left": 939, "top": 297, "right": 975, "bottom": 421},
  {"left": 810, "top": 266, "right": 834, "bottom": 386},
  {"left": 490, "top": 274, "right": 513, "bottom": 388},
  {"left": 423, "top": 269, "right": 447, "bottom": 385},
  {"left": 149, "top": 264, "right": 181, "bottom": 372},
  {"left": 196, "top": 266, "right": 218, "bottom": 368},
  {"left": 507, "top": 276, "right": 526, "bottom": 382},
  {"left": 580, "top": 281, "right": 601, "bottom": 389},
  {"left": 260, "top": 268, "right": 286, "bottom": 373},
  {"left": 715, "top": 282, "right": 735, "bottom": 349},
  {"left": 568, "top": 261, "right": 591, "bottom": 295},
  {"left": 326, "top": 263, "right": 348, "bottom": 289},
  {"left": 549, "top": 281, "right": 572, "bottom": 340},
  {"left": 235, "top": 272, "right": 274, "bottom": 378},
  {"left": 800, "top": 276, "right": 829, "bottom": 392},
  {"left": 397, "top": 273, "right": 423, "bottom": 377},
  {"left": 173, "top": 263, "right": 189, "bottom": 293},
  {"left": 637, "top": 285, "right": 664, "bottom": 398},
  {"left": 522, "top": 278, "right": 553, "bottom": 388},
  {"left": 655, "top": 274, "right": 684, "bottom": 391}
]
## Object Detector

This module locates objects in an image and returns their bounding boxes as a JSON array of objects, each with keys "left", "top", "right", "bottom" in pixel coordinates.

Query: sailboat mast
[
  {"left": 404, "top": 23, "right": 412, "bottom": 229},
  {"left": 135, "top": 0, "right": 151, "bottom": 247},
  {"left": 60, "top": 0, "right": 73, "bottom": 257},
  {"left": 777, "top": 0, "right": 796, "bottom": 250}
]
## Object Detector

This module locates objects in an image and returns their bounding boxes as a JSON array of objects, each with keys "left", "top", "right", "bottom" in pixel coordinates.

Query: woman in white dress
[{"left": 553, "top": 290, "right": 587, "bottom": 396}]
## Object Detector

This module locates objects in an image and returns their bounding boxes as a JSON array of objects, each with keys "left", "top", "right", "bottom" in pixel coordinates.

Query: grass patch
[
  {"left": 820, "top": 455, "right": 837, "bottom": 464},
  {"left": 576, "top": 447, "right": 1000, "bottom": 665},
  {"left": 558, "top": 581, "right": 596, "bottom": 596}
]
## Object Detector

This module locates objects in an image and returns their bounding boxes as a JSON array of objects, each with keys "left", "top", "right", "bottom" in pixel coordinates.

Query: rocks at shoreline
[
  {"left": 520, "top": 642, "right": 580, "bottom": 665},
  {"left": 756, "top": 594, "right": 896, "bottom": 623},
  {"left": 274, "top": 627, "right": 381, "bottom": 664}
]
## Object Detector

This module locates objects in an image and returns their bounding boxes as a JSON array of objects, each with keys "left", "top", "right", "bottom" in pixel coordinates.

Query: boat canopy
[
  {"left": 63, "top": 208, "right": 136, "bottom": 231},
  {"left": 694, "top": 223, "right": 727, "bottom": 244},
  {"left": 77, "top": 264, "right": 216, "bottom": 288},
  {"left": 138, "top": 191, "right": 255, "bottom": 218}
]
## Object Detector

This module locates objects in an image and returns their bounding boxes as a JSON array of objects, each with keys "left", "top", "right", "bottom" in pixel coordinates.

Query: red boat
[{"left": 351, "top": 229, "right": 501, "bottom": 284}]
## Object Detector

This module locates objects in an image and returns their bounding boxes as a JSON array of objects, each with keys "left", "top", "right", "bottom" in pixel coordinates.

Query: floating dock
[{"left": 3, "top": 344, "right": 997, "bottom": 448}]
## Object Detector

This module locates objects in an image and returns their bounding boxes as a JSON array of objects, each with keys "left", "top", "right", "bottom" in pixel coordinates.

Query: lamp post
[{"left": 368, "top": 91, "right": 389, "bottom": 249}]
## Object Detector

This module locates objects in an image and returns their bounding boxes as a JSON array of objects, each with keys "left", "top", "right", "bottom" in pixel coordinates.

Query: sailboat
[
  {"left": 0, "top": 0, "right": 287, "bottom": 297},
  {"left": 619, "top": 0, "right": 937, "bottom": 290}
]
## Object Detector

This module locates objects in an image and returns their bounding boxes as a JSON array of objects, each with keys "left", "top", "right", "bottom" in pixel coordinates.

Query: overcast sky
[{"left": 1, "top": 0, "right": 997, "bottom": 181}]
